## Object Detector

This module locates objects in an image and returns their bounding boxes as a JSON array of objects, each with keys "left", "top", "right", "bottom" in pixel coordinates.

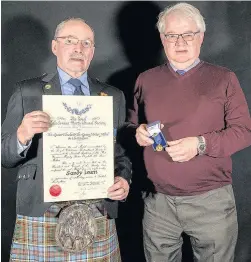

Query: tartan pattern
[{"left": 10, "top": 205, "right": 121, "bottom": 262}]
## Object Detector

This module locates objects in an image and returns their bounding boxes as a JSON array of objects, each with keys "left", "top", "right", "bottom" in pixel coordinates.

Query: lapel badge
[
  {"left": 45, "top": 84, "right": 52, "bottom": 90},
  {"left": 99, "top": 91, "right": 108, "bottom": 96}
]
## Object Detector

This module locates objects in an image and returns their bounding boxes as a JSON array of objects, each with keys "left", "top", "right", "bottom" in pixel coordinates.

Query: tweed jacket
[{"left": 1, "top": 72, "right": 132, "bottom": 218}]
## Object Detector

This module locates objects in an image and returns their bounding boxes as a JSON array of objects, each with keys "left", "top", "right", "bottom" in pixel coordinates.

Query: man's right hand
[
  {"left": 17, "top": 111, "right": 50, "bottom": 145},
  {"left": 135, "top": 124, "right": 154, "bottom": 147}
]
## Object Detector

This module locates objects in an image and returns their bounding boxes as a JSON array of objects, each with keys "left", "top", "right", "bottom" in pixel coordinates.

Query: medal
[
  {"left": 156, "top": 144, "right": 163, "bottom": 151},
  {"left": 147, "top": 121, "right": 167, "bottom": 152}
]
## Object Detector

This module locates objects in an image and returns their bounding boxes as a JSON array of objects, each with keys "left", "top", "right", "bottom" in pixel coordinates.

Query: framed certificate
[{"left": 42, "top": 95, "right": 114, "bottom": 202}]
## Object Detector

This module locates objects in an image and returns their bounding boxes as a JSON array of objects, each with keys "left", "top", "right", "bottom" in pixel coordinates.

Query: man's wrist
[
  {"left": 17, "top": 127, "right": 29, "bottom": 145},
  {"left": 17, "top": 137, "right": 32, "bottom": 155},
  {"left": 17, "top": 136, "right": 29, "bottom": 146}
]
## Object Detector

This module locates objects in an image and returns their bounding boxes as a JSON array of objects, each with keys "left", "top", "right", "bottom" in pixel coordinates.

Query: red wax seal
[{"left": 49, "top": 184, "right": 62, "bottom": 197}]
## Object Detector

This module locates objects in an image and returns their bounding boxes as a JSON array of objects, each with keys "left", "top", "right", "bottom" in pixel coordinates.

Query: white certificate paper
[{"left": 43, "top": 95, "right": 114, "bottom": 202}]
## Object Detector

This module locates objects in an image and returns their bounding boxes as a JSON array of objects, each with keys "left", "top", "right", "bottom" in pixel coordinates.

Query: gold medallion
[
  {"left": 99, "top": 92, "right": 108, "bottom": 96},
  {"left": 156, "top": 144, "right": 163, "bottom": 151}
]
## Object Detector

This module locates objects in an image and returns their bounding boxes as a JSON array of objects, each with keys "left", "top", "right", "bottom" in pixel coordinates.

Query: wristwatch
[{"left": 197, "top": 136, "right": 206, "bottom": 155}]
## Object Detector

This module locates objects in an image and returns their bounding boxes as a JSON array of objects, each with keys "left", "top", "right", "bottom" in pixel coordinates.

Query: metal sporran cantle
[{"left": 55, "top": 203, "right": 97, "bottom": 253}]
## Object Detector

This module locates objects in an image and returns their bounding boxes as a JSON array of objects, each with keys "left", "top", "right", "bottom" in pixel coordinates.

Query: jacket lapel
[
  {"left": 88, "top": 76, "right": 104, "bottom": 96},
  {"left": 41, "top": 72, "right": 62, "bottom": 95}
]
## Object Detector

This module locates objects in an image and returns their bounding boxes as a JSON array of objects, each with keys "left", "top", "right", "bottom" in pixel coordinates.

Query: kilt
[{"left": 10, "top": 205, "right": 121, "bottom": 262}]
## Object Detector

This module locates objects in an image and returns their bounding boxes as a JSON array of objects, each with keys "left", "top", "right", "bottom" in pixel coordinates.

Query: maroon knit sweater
[{"left": 128, "top": 61, "right": 251, "bottom": 195}]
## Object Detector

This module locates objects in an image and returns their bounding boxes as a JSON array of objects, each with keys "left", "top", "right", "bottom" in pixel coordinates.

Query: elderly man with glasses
[
  {"left": 128, "top": 3, "right": 251, "bottom": 262},
  {"left": 2, "top": 18, "right": 131, "bottom": 261}
]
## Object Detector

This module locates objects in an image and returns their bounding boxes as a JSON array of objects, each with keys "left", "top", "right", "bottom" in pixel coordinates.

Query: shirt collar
[
  {"left": 170, "top": 58, "right": 200, "bottom": 72},
  {"left": 57, "top": 66, "right": 88, "bottom": 87}
]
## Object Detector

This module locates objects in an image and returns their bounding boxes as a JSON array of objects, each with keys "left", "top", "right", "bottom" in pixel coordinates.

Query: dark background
[{"left": 2, "top": 1, "right": 251, "bottom": 261}]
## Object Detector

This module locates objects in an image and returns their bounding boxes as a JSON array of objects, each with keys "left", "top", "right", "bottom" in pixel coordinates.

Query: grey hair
[
  {"left": 54, "top": 18, "right": 95, "bottom": 39},
  {"left": 157, "top": 3, "right": 206, "bottom": 34}
]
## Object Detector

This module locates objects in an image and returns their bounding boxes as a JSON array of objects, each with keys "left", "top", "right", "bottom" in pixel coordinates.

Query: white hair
[
  {"left": 54, "top": 18, "right": 95, "bottom": 39},
  {"left": 157, "top": 3, "right": 206, "bottom": 34}
]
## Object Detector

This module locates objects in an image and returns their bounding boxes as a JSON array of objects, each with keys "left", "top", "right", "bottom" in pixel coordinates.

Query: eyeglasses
[
  {"left": 163, "top": 31, "right": 200, "bottom": 43},
  {"left": 55, "top": 36, "right": 95, "bottom": 48}
]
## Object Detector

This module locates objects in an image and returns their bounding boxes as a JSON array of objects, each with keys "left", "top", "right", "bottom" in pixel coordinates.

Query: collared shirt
[
  {"left": 17, "top": 68, "right": 90, "bottom": 154},
  {"left": 170, "top": 58, "right": 200, "bottom": 73},
  {"left": 57, "top": 67, "right": 90, "bottom": 96}
]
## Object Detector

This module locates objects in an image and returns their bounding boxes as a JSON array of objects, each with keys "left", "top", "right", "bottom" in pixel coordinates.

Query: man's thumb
[{"left": 167, "top": 139, "right": 182, "bottom": 146}]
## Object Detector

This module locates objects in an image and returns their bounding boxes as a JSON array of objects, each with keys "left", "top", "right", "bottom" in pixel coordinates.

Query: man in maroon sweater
[{"left": 128, "top": 3, "right": 251, "bottom": 262}]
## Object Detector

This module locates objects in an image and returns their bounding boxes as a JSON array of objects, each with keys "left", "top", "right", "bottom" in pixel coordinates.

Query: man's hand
[
  {"left": 17, "top": 111, "right": 50, "bottom": 145},
  {"left": 165, "top": 137, "right": 199, "bottom": 162},
  {"left": 107, "top": 176, "right": 130, "bottom": 200},
  {"left": 135, "top": 124, "right": 154, "bottom": 147}
]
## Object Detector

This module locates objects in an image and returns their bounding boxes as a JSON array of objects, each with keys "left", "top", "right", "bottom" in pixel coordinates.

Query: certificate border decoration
[{"left": 63, "top": 102, "right": 92, "bottom": 116}]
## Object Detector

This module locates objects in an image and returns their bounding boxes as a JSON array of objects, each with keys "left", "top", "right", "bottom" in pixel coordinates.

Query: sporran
[{"left": 55, "top": 203, "right": 98, "bottom": 253}]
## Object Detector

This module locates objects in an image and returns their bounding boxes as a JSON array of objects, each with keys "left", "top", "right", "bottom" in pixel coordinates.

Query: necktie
[
  {"left": 68, "top": 78, "right": 84, "bottom": 95},
  {"left": 176, "top": 70, "right": 186, "bottom": 75}
]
